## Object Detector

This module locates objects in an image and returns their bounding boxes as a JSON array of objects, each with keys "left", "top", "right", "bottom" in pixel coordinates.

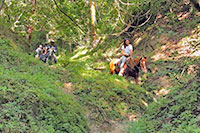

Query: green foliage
[
  {"left": 0, "top": 0, "right": 188, "bottom": 50},
  {"left": 58, "top": 51, "right": 153, "bottom": 123},
  {"left": 0, "top": 39, "right": 88, "bottom": 132},
  {"left": 128, "top": 59, "right": 200, "bottom": 133},
  {"left": 1, "top": 0, "right": 200, "bottom": 132}
]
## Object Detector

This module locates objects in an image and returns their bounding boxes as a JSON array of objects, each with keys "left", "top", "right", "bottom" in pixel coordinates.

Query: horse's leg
[
  {"left": 53, "top": 53, "right": 57, "bottom": 64},
  {"left": 135, "top": 73, "right": 139, "bottom": 84},
  {"left": 53, "top": 55, "right": 57, "bottom": 64},
  {"left": 45, "top": 56, "right": 48, "bottom": 63},
  {"left": 135, "top": 77, "right": 138, "bottom": 84},
  {"left": 125, "top": 74, "right": 129, "bottom": 82},
  {"left": 122, "top": 64, "right": 127, "bottom": 76},
  {"left": 110, "top": 71, "right": 114, "bottom": 74},
  {"left": 116, "top": 68, "right": 120, "bottom": 74}
]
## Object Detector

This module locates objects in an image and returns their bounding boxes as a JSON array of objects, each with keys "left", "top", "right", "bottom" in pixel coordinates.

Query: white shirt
[
  {"left": 121, "top": 45, "right": 133, "bottom": 55},
  {"left": 36, "top": 47, "right": 42, "bottom": 54}
]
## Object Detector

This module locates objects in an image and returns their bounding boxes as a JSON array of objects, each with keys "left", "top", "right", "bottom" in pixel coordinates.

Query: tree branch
[
  {"left": 53, "top": 0, "right": 85, "bottom": 33},
  {"left": 0, "top": 0, "right": 5, "bottom": 12},
  {"left": 118, "top": 0, "right": 136, "bottom": 6},
  {"left": 112, "top": 10, "right": 152, "bottom": 37},
  {"left": 112, "top": 23, "right": 131, "bottom": 36}
]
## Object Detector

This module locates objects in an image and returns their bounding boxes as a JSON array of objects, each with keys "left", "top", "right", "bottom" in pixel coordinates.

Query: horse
[
  {"left": 109, "top": 57, "right": 147, "bottom": 84},
  {"left": 124, "top": 57, "right": 147, "bottom": 84},
  {"left": 45, "top": 48, "right": 57, "bottom": 64},
  {"left": 109, "top": 58, "right": 120, "bottom": 74}
]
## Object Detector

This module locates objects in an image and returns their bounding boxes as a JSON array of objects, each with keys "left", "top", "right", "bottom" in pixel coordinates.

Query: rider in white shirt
[
  {"left": 118, "top": 38, "right": 133, "bottom": 76},
  {"left": 35, "top": 45, "right": 43, "bottom": 58}
]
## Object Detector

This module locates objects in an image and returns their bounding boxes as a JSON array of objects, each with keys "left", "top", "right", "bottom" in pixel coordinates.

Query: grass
[
  {"left": 0, "top": 39, "right": 88, "bottom": 133},
  {"left": 58, "top": 48, "right": 154, "bottom": 124},
  {"left": 128, "top": 72, "right": 200, "bottom": 133},
  {"left": 1, "top": 3, "right": 200, "bottom": 132}
]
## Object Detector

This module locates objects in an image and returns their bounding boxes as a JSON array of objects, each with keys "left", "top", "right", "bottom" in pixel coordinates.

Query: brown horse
[
  {"left": 109, "top": 57, "right": 147, "bottom": 84},
  {"left": 124, "top": 57, "right": 147, "bottom": 84}
]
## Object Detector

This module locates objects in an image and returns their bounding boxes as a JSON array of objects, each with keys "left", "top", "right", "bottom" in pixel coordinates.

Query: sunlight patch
[
  {"left": 115, "top": 78, "right": 122, "bottom": 83},
  {"left": 154, "top": 88, "right": 170, "bottom": 97},
  {"left": 152, "top": 26, "right": 200, "bottom": 61},
  {"left": 70, "top": 47, "right": 88, "bottom": 60},
  {"left": 80, "top": 55, "right": 91, "bottom": 61},
  {"left": 152, "top": 53, "right": 171, "bottom": 61},
  {"left": 102, "top": 47, "right": 121, "bottom": 59}
]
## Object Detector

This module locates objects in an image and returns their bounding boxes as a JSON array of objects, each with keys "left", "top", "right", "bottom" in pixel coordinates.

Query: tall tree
[{"left": 90, "top": 0, "right": 97, "bottom": 47}]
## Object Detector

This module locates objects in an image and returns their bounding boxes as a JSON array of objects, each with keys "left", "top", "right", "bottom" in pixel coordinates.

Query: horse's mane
[
  {"left": 133, "top": 57, "right": 142, "bottom": 65},
  {"left": 126, "top": 57, "right": 142, "bottom": 69}
]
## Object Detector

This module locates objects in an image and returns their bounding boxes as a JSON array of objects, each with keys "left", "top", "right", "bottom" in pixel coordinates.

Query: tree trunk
[
  {"left": 90, "top": 0, "right": 97, "bottom": 47},
  {"left": 0, "top": 0, "right": 5, "bottom": 12}
]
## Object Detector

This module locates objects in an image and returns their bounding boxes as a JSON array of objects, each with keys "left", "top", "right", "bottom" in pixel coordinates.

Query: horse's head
[
  {"left": 126, "top": 56, "right": 148, "bottom": 73},
  {"left": 140, "top": 57, "right": 147, "bottom": 73}
]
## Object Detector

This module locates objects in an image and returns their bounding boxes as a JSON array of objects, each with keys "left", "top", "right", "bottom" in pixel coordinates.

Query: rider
[
  {"left": 118, "top": 38, "right": 133, "bottom": 76},
  {"left": 43, "top": 43, "right": 49, "bottom": 52},
  {"left": 43, "top": 43, "right": 49, "bottom": 54},
  {"left": 40, "top": 43, "right": 49, "bottom": 62},
  {"left": 36, "top": 43, "right": 49, "bottom": 62},
  {"left": 35, "top": 44, "right": 43, "bottom": 58},
  {"left": 49, "top": 40, "right": 57, "bottom": 54}
]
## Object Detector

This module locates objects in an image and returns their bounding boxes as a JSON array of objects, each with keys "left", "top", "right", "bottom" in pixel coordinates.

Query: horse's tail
[
  {"left": 109, "top": 61, "right": 115, "bottom": 74},
  {"left": 109, "top": 59, "right": 120, "bottom": 74}
]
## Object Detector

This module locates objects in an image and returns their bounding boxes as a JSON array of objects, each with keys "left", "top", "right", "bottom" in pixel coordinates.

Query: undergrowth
[
  {"left": 0, "top": 39, "right": 88, "bottom": 133},
  {"left": 59, "top": 53, "right": 153, "bottom": 123},
  {"left": 128, "top": 58, "right": 200, "bottom": 133}
]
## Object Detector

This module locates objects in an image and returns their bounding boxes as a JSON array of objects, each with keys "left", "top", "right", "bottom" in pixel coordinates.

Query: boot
[{"left": 118, "top": 68, "right": 125, "bottom": 76}]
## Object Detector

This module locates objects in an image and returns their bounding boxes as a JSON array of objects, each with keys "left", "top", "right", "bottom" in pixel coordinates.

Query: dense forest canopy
[
  {"left": 1, "top": 0, "right": 200, "bottom": 47},
  {"left": 1, "top": 0, "right": 189, "bottom": 47}
]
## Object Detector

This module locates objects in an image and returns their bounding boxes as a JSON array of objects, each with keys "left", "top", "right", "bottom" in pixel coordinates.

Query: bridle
[{"left": 140, "top": 57, "right": 147, "bottom": 73}]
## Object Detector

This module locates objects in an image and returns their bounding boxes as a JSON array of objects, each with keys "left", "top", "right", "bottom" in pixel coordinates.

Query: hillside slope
[
  {"left": 1, "top": 1, "right": 200, "bottom": 132},
  {"left": 58, "top": 8, "right": 200, "bottom": 132},
  {"left": 126, "top": 9, "right": 200, "bottom": 133},
  {"left": 0, "top": 39, "right": 88, "bottom": 132}
]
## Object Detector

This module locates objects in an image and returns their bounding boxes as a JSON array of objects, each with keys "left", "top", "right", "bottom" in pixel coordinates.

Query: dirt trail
[{"left": 89, "top": 121, "right": 128, "bottom": 133}]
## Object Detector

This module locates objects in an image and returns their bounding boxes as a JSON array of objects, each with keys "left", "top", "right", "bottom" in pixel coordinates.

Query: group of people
[
  {"left": 35, "top": 38, "right": 132, "bottom": 70},
  {"left": 35, "top": 40, "right": 58, "bottom": 63}
]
